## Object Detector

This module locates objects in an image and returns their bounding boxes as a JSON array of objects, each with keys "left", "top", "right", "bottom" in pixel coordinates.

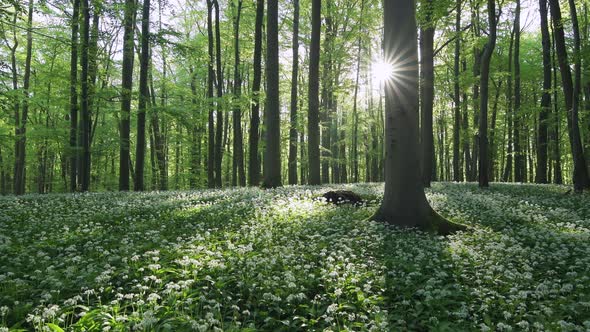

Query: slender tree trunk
[
  {"left": 288, "top": 0, "right": 299, "bottom": 185},
  {"left": 514, "top": 0, "right": 526, "bottom": 182},
  {"left": 14, "top": 0, "right": 33, "bottom": 195},
  {"left": 79, "top": 0, "right": 91, "bottom": 191},
  {"left": 189, "top": 67, "right": 199, "bottom": 188},
  {"left": 248, "top": 0, "right": 263, "bottom": 186},
  {"left": 453, "top": 0, "right": 462, "bottom": 182},
  {"left": 461, "top": 61, "right": 471, "bottom": 181},
  {"left": 502, "top": 26, "right": 515, "bottom": 182},
  {"left": 470, "top": 1, "right": 481, "bottom": 182},
  {"left": 262, "top": 0, "right": 282, "bottom": 188},
  {"left": 134, "top": 0, "right": 150, "bottom": 191},
  {"left": 308, "top": 0, "right": 321, "bottom": 185},
  {"left": 351, "top": 1, "right": 364, "bottom": 183},
  {"left": 478, "top": 0, "right": 497, "bottom": 188},
  {"left": 321, "top": 7, "right": 333, "bottom": 184},
  {"left": 551, "top": 29, "right": 563, "bottom": 184},
  {"left": 420, "top": 0, "right": 435, "bottom": 187},
  {"left": 206, "top": 0, "right": 216, "bottom": 188},
  {"left": 69, "top": 0, "right": 80, "bottom": 192},
  {"left": 549, "top": 0, "right": 590, "bottom": 190},
  {"left": 536, "top": 0, "right": 551, "bottom": 184},
  {"left": 232, "top": 0, "right": 245, "bottom": 186},
  {"left": 119, "top": 0, "right": 136, "bottom": 191},
  {"left": 489, "top": 79, "right": 502, "bottom": 181},
  {"left": 213, "top": 0, "right": 224, "bottom": 188},
  {"left": 0, "top": 145, "right": 5, "bottom": 195}
]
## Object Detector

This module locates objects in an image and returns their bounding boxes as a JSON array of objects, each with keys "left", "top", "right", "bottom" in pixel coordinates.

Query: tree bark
[
  {"left": 213, "top": 0, "right": 224, "bottom": 188},
  {"left": 69, "top": 0, "right": 80, "bottom": 192},
  {"left": 308, "top": 0, "right": 321, "bottom": 185},
  {"left": 502, "top": 26, "right": 515, "bottom": 182},
  {"left": 536, "top": 0, "right": 551, "bottom": 184},
  {"left": 477, "top": 0, "right": 497, "bottom": 188},
  {"left": 351, "top": 0, "right": 364, "bottom": 184},
  {"left": 119, "top": 0, "right": 136, "bottom": 191},
  {"left": 248, "top": 0, "right": 263, "bottom": 186},
  {"left": 420, "top": 0, "right": 435, "bottom": 187},
  {"left": 453, "top": 0, "right": 462, "bottom": 182},
  {"left": 288, "top": 0, "right": 299, "bottom": 185},
  {"left": 14, "top": 0, "right": 34, "bottom": 195},
  {"left": 549, "top": 0, "right": 590, "bottom": 190},
  {"left": 206, "top": 0, "right": 216, "bottom": 188},
  {"left": 262, "top": 0, "right": 282, "bottom": 188},
  {"left": 134, "top": 0, "right": 150, "bottom": 191},
  {"left": 232, "top": 0, "right": 245, "bottom": 186},
  {"left": 513, "top": 0, "right": 525, "bottom": 182},
  {"left": 371, "top": 0, "right": 465, "bottom": 234},
  {"left": 79, "top": 0, "right": 91, "bottom": 191}
]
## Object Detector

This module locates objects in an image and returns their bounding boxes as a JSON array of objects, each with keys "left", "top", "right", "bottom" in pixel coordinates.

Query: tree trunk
[
  {"left": 134, "top": 0, "right": 150, "bottom": 191},
  {"left": 288, "top": 0, "right": 299, "bottom": 185},
  {"left": 232, "top": 0, "right": 245, "bottom": 186},
  {"left": 262, "top": 0, "right": 282, "bottom": 188},
  {"left": 453, "top": 0, "right": 462, "bottom": 182},
  {"left": 189, "top": 67, "right": 199, "bottom": 188},
  {"left": 489, "top": 79, "right": 502, "bottom": 181},
  {"left": 79, "top": 0, "right": 91, "bottom": 191},
  {"left": 0, "top": 145, "right": 5, "bottom": 195},
  {"left": 69, "top": 0, "right": 80, "bottom": 192},
  {"left": 420, "top": 0, "right": 435, "bottom": 187},
  {"left": 307, "top": 0, "right": 321, "bottom": 185},
  {"left": 551, "top": 29, "right": 563, "bottom": 184},
  {"left": 248, "top": 0, "right": 263, "bottom": 186},
  {"left": 371, "top": 0, "right": 465, "bottom": 234},
  {"left": 351, "top": 1, "right": 364, "bottom": 184},
  {"left": 206, "top": 0, "right": 216, "bottom": 188},
  {"left": 477, "top": 0, "right": 497, "bottom": 188},
  {"left": 549, "top": 0, "right": 590, "bottom": 190},
  {"left": 502, "top": 25, "right": 515, "bottom": 182},
  {"left": 470, "top": 2, "right": 481, "bottom": 182},
  {"left": 513, "top": 0, "right": 525, "bottom": 183},
  {"left": 213, "top": 0, "right": 224, "bottom": 188},
  {"left": 119, "top": 0, "right": 136, "bottom": 191},
  {"left": 536, "top": 0, "right": 551, "bottom": 184},
  {"left": 13, "top": 0, "right": 33, "bottom": 195}
]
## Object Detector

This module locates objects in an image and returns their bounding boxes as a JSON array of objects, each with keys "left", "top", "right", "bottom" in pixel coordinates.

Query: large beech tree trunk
[{"left": 371, "top": 0, "right": 465, "bottom": 234}]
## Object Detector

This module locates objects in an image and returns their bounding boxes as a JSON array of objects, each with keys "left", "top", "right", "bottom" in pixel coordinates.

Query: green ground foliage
[{"left": 1, "top": 183, "right": 589, "bottom": 331}]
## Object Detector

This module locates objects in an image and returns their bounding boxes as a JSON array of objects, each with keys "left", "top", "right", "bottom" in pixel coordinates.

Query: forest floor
[{"left": 1, "top": 183, "right": 589, "bottom": 331}]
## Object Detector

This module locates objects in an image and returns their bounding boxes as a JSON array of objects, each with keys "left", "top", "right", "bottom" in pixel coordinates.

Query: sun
[{"left": 371, "top": 58, "right": 395, "bottom": 90}]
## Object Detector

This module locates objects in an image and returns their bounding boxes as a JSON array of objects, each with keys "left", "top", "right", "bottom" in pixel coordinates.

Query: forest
[
  {"left": 1, "top": 0, "right": 588, "bottom": 194},
  {"left": 1, "top": 0, "right": 590, "bottom": 330}
]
